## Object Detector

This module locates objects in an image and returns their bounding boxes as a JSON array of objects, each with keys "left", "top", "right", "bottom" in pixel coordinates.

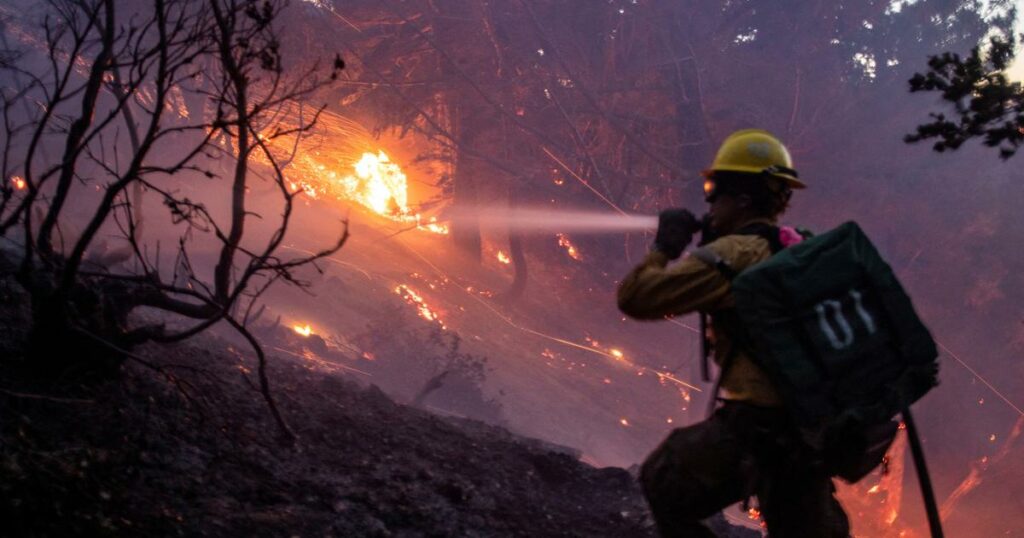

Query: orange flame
[
  {"left": 340, "top": 151, "right": 408, "bottom": 215},
  {"left": 496, "top": 250, "right": 511, "bottom": 264},
  {"left": 395, "top": 284, "right": 446, "bottom": 329},
  {"left": 11, "top": 176, "right": 26, "bottom": 190},
  {"left": 256, "top": 120, "right": 448, "bottom": 234},
  {"left": 556, "top": 233, "right": 581, "bottom": 260},
  {"left": 292, "top": 324, "right": 313, "bottom": 337}
]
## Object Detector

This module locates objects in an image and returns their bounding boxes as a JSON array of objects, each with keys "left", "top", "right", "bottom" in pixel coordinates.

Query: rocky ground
[{"left": 0, "top": 274, "right": 759, "bottom": 537}]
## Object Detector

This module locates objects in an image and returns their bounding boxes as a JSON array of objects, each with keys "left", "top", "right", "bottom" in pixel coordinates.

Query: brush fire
[{"left": 2, "top": 1, "right": 1022, "bottom": 536}]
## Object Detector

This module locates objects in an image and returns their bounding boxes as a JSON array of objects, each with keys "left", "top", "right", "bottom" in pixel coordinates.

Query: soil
[{"left": 0, "top": 287, "right": 759, "bottom": 537}]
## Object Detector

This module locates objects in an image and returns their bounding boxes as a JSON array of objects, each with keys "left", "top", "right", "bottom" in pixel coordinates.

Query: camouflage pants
[{"left": 639, "top": 402, "right": 850, "bottom": 538}]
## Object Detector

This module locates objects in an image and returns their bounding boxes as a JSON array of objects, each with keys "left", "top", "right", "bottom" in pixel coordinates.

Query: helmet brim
[{"left": 702, "top": 165, "right": 807, "bottom": 189}]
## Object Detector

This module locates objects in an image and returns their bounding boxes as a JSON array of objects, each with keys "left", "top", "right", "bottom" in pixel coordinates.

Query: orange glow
[
  {"left": 556, "top": 233, "right": 581, "bottom": 260},
  {"left": 255, "top": 117, "right": 449, "bottom": 234},
  {"left": 619, "top": 418, "right": 630, "bottom": 427},
  {"left": 609, "top": 348, "right": 624, "bottom": 360},
  {"left": 395, "top": 284, "right": 446, "bottom": 329},
  {"left": 292, "top": 324, "right": 313, "bottom": 337},
  {"left": 496, "top": 250, "right": 511, "bottom": 264},
  {"left": 747, "top": 507, "right": 761, "bottom": 520},
  {"left": 341, "top": 151, "right": 407, "bottom": 215},
  {"left": 11, "top": 175, "right": 26, "bottom": 190},
  {"left": 335, "top": 151, "right": 450, "bottom": 233}
]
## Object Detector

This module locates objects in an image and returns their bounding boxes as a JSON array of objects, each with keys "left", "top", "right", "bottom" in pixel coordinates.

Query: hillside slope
[{"left": 0, "top": 310, "right": 757, "bottom": 536}]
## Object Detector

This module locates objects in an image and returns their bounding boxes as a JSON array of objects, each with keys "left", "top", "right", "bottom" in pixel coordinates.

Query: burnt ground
[{"left": 0, "top": 282, "right": 758, "bottom": 537}]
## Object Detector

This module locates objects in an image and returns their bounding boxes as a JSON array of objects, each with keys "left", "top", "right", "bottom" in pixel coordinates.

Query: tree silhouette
[{"left": 906, "top": 35, "right": 1024, "bottom": 158}]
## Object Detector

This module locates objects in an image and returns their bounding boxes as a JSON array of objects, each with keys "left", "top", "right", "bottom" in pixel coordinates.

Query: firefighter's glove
[{"left": 653, "top": 208, "right": 698, "bottom": 260}]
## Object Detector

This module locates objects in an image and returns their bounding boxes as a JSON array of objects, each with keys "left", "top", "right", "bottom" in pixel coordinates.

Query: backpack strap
[
  {"left": 691, "top": 224, "right": 784, "bottom": 406},
  {"left": 733, "top": 222, "right": 785, "bottom": 254},
  {"left": 691, "top": 247, "right": 737, "bottom": 281},
  {"left": 690, "top": 223, "right": 784, "bottom": 282}
]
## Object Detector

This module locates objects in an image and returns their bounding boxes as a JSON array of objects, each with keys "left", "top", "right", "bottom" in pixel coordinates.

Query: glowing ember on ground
[
  {"left": 556, "top": 233, "right": 582, "bottom": 260},
  {"left": 496, "top": 250, "right": 511, "bottom": 264},
  {"left": 395, "top": 284, "right": 446, "bottom": 328},
  {"left": 609, "top": 348, "right": 625, "bottom": 360},
  {"left": 619, "top": 418, "right": 630, "bottom": 427},
  {"left": 292, "top": 324, "right": 313, "bottom": 337},
  {"left": 747, "top": 507, "right": 761, "bottom": 520},
  {"left": 11, "top": 176, "right": 26, "bottom": 190}
]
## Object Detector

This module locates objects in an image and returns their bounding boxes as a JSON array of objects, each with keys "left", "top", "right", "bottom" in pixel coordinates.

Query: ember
[
  {"left": 293, "top": 324, "right": 313, "bottom": 337},
  {"left": 10, "top": 175, "right": 25, "bottom": 190},
  {"left": 556, "top": 233, "right": 582, "bottom": 260},
  {"left": 395, "top": 284, "right": 446, "bottom": 328},
  {"left": 496, "top": 250, "right": 511, "bottom": 264}
]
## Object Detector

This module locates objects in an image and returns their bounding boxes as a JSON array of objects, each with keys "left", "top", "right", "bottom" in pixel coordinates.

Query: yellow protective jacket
[{"left": 617, "top": 221, "right": 782, "bottom": 406}]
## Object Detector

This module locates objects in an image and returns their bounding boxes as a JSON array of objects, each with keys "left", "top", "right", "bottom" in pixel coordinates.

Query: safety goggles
[
  {"left": 703, "top": 173, "right": 792, "bottom": 204},
  {"left": 703, "top": 177, "right": 728, "bottom": 203}
]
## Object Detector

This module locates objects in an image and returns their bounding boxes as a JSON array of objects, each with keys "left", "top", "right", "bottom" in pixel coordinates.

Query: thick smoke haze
[{"left": 2, "top": 0, "right": 1022, "bottom": 535}]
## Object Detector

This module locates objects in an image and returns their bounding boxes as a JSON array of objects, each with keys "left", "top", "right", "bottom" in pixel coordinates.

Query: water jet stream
[{"left": 446, "top": 207, "right": 658, "bottom": 234}]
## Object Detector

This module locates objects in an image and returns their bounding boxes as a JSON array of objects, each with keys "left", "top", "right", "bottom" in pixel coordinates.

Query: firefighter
[{"left": 617, "top": 129, "right": 850, "bottom": 537}]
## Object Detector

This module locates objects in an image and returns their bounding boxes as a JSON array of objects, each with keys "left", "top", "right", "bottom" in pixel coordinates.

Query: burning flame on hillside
[
  {"left": 395, "top": 284, "right": 446, "bottom": 329},
  {"left": 282, "top": 149, "right": 448, "bottom": 234},
  {"left": 292, "top": 323, "right": 313, "bottom": 337},
  {"left": 343, "top": 151, "right": 409, "bottom": 215},
  {"left": 254, "top": 108, "right": 448, "bottom": 234}
]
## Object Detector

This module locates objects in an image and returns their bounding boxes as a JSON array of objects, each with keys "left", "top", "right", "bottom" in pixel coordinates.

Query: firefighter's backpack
[{"left": 711, "top": 222, "right": 939, "bottom": 479}]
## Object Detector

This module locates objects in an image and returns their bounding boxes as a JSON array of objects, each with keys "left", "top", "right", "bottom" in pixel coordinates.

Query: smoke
[{"left": 447, "top": 206, "right": 658, "bottom": 234}]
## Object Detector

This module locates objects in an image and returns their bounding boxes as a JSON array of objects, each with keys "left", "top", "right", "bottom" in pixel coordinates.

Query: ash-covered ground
[{"left": 0, "top": 278, "right": 760, "bottom": 537}]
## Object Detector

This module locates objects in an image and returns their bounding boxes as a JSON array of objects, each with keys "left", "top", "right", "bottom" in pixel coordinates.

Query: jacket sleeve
[{"left": 616, "top": 246, "right": 732, "bottom": 320}]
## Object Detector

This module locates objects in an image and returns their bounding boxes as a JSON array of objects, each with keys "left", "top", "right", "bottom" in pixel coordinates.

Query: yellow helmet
[{"left": 703, "top": 129, "right": 806, "bottom": 189}]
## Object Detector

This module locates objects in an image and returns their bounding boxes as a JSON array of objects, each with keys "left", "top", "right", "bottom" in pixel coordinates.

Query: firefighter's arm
[{"left": 616, "top": 248, "right": 731, "bottom": 320}]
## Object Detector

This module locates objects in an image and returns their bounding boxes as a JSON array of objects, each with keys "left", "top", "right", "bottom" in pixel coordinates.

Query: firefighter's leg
[
  {"left": 639, "top": 407, "right": 747, "bottom": 538},
  {"left": 756, "top": 464, "right": 850, "bottom": 538}
]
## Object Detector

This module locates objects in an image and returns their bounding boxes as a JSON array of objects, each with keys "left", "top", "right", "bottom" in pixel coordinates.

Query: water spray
[{"left": 446, "top": 207, "right": 659, "bottom": 234}]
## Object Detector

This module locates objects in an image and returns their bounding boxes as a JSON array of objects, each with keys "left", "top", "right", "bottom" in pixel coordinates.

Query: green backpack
[{"left": 699, "top": 221, "right": 939, "bottom": 480}]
